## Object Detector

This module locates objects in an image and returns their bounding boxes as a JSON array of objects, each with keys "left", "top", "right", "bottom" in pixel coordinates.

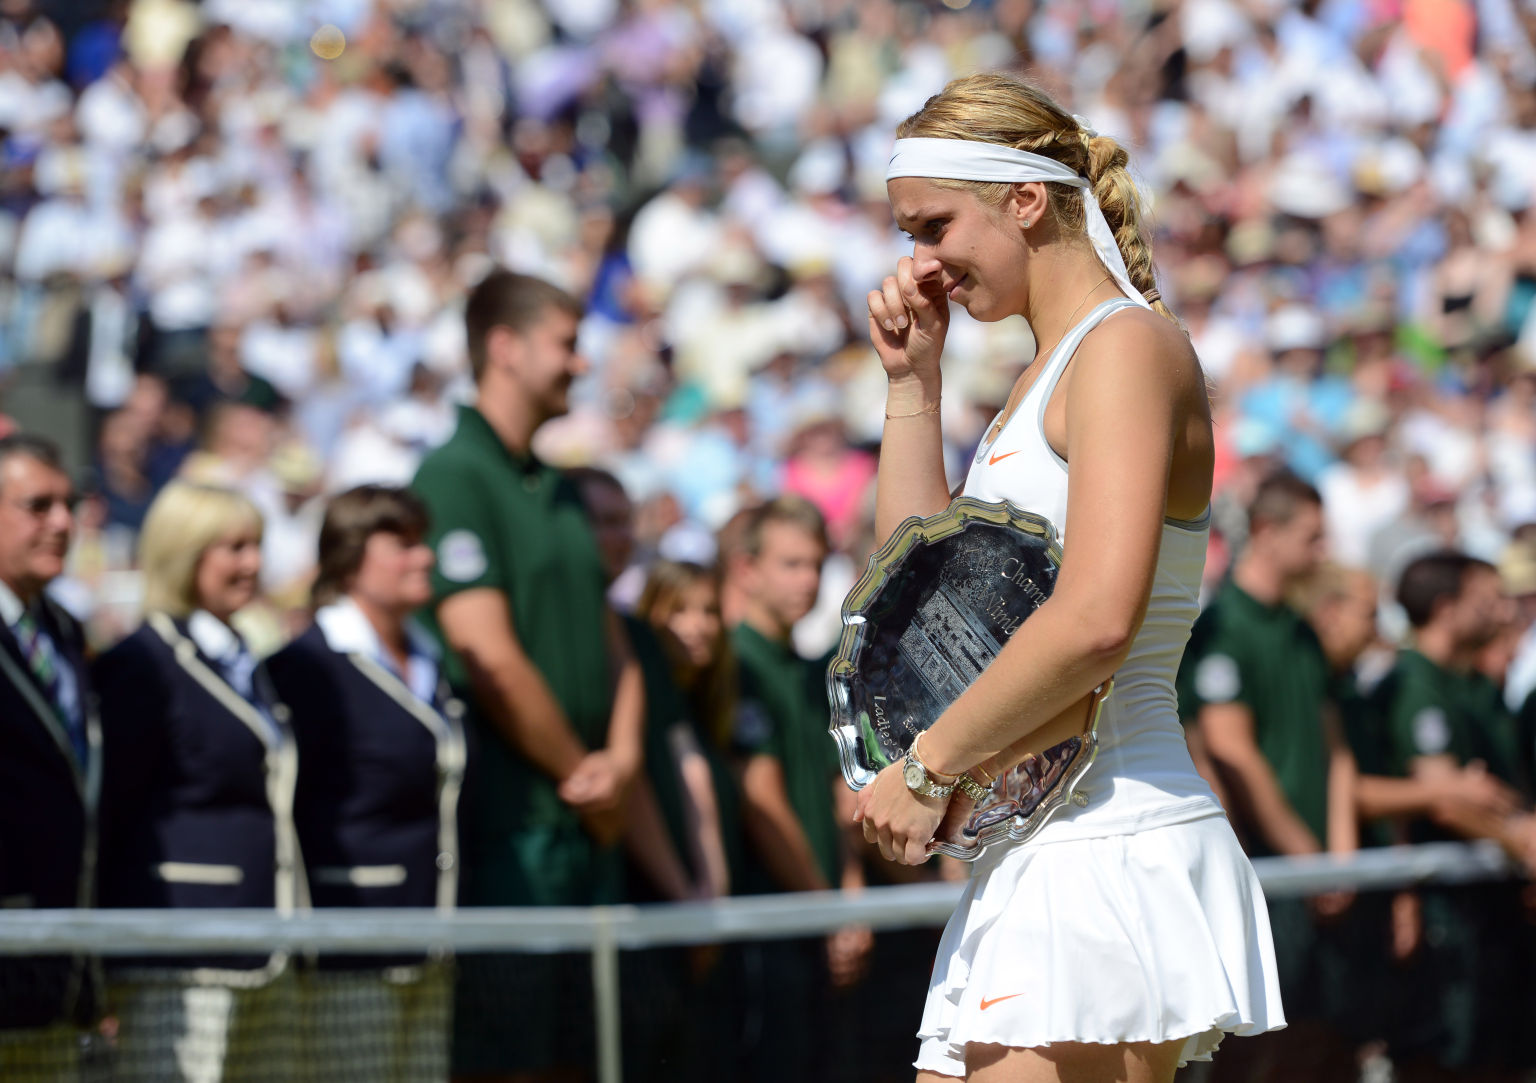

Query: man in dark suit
[{"left": 0, "top": 433, "right": 101, "bottom": 1076}]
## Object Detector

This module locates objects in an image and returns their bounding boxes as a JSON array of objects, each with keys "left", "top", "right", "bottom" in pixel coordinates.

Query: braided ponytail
[
  {"left": 897, "top": 72, "right": 1179, "bottom": 327},
  {"left": 1083, "top": 135, "right": 1177, "bottom": 325}
]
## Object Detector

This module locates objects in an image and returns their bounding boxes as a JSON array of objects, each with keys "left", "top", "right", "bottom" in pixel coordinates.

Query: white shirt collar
[
  {"left": 187, "top": 609, "right": 242, "bottom": 662},
  {"left": 315, "top": 596, "right": 438, "bottom": 663},
  {"left": 0, "top": 579, "right": 24, "bottom": 628}
]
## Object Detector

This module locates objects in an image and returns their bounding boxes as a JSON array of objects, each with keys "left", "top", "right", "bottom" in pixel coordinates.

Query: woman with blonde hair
[
  {"left": 94, "top": 481, "right": 302, "bottom": 1081},
  {"left": 855, "top": 72, "right": 1283, "bottom": 1081}
]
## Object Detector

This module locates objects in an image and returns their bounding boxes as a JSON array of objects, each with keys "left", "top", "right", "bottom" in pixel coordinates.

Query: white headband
[{"left": 885, "top": 136, "right": 1153, "bottom": 311}]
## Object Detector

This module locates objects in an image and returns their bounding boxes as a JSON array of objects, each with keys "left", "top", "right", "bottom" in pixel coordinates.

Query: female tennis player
[{"left": 855, "top": 73, "right": 1284, "bottom": 1082}]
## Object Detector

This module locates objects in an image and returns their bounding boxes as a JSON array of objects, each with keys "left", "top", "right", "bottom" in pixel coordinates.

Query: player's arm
[
  {"left": 919, "top": 312, "right": 1195, "bottom": 773},
  {"left": 436, "top": 587, "right": 588, "bottom": 783},
  {"left": 856, "top": 313, "right": 1203, "bottom": 863},
  {"left": 869, "top": 258, "right": 955, "bottom": 542},
  {"left": 1201, "top": 702, "right": 1323, "bottom": 856},
  {"left": 739, "top": 754, "right": 831, "bottom": 893}
]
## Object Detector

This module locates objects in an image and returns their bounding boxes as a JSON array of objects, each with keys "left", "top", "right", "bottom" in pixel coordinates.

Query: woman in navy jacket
[
  {"left": 265, "top": 484, "right": 464, "bottom": 1080},
  {"left": 94, "top": 480, "right": 301, "bottom": 1081}
]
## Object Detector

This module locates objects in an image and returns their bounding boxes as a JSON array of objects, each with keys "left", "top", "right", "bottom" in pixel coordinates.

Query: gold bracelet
[
  {"left": 885, "top": 398, "right": 941, "bottom": 420},
  {"left": 970, "top": 760, "right": 996, "bottom": 786}
]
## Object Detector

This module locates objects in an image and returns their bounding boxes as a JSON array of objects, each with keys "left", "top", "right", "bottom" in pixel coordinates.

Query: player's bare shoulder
[{"left": 1072, "top": 305, "right": 1203, "bottom": 401}]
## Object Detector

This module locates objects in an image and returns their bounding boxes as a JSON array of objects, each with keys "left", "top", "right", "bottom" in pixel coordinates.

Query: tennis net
[{"left": 0, "top": 840, "right": 1517, "bottom": 1083}]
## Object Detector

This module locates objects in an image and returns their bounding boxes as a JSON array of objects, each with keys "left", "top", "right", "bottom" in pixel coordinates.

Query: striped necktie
[
  {"left": 12, "top": 610, "right": 84, "bottom": 761},
  {"left": 13, "top": 610, "right": 61, "bottom": 708}
]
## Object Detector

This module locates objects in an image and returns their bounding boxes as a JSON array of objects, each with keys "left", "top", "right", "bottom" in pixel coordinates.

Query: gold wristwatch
[{"left": 903, "top": 738, "right": 993, "bottom": 802}]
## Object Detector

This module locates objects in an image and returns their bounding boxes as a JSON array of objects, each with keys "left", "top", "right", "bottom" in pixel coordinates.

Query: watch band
[{"left": 953, "top": 771, "right": 992, "bottom": 803}]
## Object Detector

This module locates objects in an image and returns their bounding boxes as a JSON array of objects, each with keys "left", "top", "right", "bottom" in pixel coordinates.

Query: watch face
[{"left": 903, "top": 757, "right": 926, "bottom": 791}]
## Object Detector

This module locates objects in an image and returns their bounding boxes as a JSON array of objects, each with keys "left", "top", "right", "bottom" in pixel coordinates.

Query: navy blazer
[
  {"left": 95, "top": 614, "right": 301, "bottom": 971},
  {"left": 0, "top": 595, "right": 101, "bottom": 1028},
  {"left": 266, "top": 624, "right": 465, "bottom": 912}
]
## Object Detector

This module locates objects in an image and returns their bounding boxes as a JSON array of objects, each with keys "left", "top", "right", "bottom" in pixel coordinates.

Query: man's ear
[
  {"left": 485, "top": 324, "right": 522, "bottom": 378},
  {"left": 726, "top": 551, "right": 758, "bottom": 596},
  {"left": 1428, "top": 592, "right": 1458, "bottom": 629}
]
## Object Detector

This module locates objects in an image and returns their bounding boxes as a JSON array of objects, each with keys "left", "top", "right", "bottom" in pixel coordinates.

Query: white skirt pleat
[{"left": 916, "top": 812, "right": 1285, "bottom": 1076}]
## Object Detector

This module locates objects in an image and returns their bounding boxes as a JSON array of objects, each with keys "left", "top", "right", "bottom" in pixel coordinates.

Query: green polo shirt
[
  {"left": 412, "top": 405, "right": 616, "bottom": 903},
  {"left": 1332, "top": 669, "right": 1398, "bottom": 849},
  {"left": 731, "top": 623, "right": 841, "bottom": 893},
  {"left": 1374, "top": 649, "right": 1532, "bottom": 1069},
  {"left": 1176, "top": 578, "right": 1331, "bottom": 856},
  {"left": 1378, "top": 649, "right": 1526, "bottom": 842}
]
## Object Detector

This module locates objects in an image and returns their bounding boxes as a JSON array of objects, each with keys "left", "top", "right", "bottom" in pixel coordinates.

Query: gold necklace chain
[{"left": 986, "top": 275, "right": 1112, "bottom": 445}]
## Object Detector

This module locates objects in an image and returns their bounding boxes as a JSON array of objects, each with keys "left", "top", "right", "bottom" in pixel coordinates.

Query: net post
[{"left": 591, "top": 907, "right": 623, "bottom": 1083}]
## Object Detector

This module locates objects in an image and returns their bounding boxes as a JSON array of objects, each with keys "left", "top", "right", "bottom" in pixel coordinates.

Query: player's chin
[{"left": 959, "top": 293, "right": 1007, "bottom": 323}]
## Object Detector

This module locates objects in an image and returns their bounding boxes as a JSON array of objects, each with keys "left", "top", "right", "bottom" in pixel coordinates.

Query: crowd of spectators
[
  {"left": 3, "top": 0, "right": 1536, "bottom": 1079},
  {"left": 2, "top": 0, "right": 1534, "bottom": 648}
]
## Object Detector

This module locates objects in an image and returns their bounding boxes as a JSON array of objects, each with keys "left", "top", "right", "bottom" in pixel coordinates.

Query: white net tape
[{"left": 0, "top": 841, "right": 1513, "bottom": 956}]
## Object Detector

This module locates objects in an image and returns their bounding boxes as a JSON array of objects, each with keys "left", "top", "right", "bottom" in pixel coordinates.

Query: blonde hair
[
  {"left": 897, "top": 72, "right": 1177, "bottom": 325},
  {"left": 139, "top": 481, "right": 264, "bottom": 618}
]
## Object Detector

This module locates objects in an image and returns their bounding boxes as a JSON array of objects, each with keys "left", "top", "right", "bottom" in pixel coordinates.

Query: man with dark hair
[
  {"left": 0, "top": 434, "right": 102, "bottom": 1076},
  {"left": 1373, "top": 550, "right": 1535, "bottom": 1078},
  {"left": 1177, "top": 471, "right": 1359, "bottom": 1083},
  {"left": 462, "top": 270, "right": 583, "bottom": 383},
  {"left": 411, "top": 270, "right": 643, "bottom": 1081}
]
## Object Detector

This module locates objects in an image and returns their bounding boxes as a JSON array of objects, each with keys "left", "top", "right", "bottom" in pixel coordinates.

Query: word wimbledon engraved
[{"left": 827, "top": 498, "right": 1109, "bottom": 860}]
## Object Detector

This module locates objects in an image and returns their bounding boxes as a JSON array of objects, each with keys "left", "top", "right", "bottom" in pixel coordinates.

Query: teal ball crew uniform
[
  {"left": 414, "top": 404, "right": 620, "bottom": 906},
  {"left": 1176, "top": 577, "right": 1346, "bottom": 1025},
  {"left": 1375, "top": 649, "right": 1532, "bottom": 1073},
  {"left": 412, "top": 402, "right": 621, "bottom": 1075}
]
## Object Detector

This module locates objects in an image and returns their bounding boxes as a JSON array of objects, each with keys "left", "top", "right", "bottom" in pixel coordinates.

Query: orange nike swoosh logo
[
  {"left": 979, "top": 993, "right": 1024, "bottom": 1010},
  {"left": 988, "top": 450, "right": 1020, "bottom": 465}
]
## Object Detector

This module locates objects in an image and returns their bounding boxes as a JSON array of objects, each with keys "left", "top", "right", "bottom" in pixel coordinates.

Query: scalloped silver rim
[{"left": 826, "top": 497, "right": 1104, "bottom": 861}]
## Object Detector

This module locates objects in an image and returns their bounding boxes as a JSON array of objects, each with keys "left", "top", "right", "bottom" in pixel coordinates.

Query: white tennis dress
[{"left": 915, "top": 298, "right": 1284, "bottom": 1076}]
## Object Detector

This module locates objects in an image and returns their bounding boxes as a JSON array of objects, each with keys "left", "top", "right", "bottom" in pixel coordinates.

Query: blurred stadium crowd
[{"left": 3, "top": 0, "right": 1536, "bottom": 1079}]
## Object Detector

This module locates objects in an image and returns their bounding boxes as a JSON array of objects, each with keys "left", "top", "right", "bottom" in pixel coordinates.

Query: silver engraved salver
[{"left": 828, "top": 498, "right": 1108, "bottom": 860}]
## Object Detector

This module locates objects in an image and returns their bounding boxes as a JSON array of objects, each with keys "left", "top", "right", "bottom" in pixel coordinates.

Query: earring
[{"left": 1022, "top": 219, "right": 1032, "bottom": 228}]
